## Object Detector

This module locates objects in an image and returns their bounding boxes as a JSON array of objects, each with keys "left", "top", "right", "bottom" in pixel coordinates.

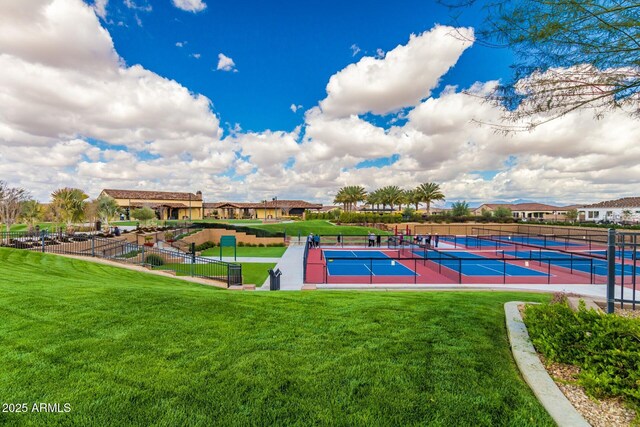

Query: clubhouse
[
  {"left": 204, "top": 200, "right": 322, "bottom": 220},
  {"left": 100, "top": 189, "right": 204, "bottom": 220}
]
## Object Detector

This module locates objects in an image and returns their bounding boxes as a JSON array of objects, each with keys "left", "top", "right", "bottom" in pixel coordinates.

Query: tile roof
[
  {"left": 475, "top": 203, "right": 565, "bottom": 212},
  {"left": 585, "top": 197, "right": 640, "bottom": 209},
  {"left": 203, "top": 200, "right": 323, "bottom": 209},
  {"left": 204, "top": 202, "right": 256, "bottom": 209},
  {"left": 102, "top": 189, "right": 202, "bottom": 201}
]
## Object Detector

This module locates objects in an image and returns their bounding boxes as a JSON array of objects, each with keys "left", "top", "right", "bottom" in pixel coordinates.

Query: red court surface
[{"left": 305, "top": 247, "right": 607, "bottom": 286}]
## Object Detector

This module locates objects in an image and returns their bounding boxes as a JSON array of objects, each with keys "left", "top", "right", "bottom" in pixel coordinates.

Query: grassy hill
[
  {"left": 0, "top": 248, "right": 553, "bottom": 426},
  {"left": 237, "top": 219, "right": 391, "bottom": 236}
]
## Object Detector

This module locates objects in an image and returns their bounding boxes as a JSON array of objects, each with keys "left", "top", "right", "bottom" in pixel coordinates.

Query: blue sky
[
  {"left": 1, "top": 0, "right": 636, "bottom": 206},
  {"left": 103, "top": 0, "right": 513, "bottom": 132}
]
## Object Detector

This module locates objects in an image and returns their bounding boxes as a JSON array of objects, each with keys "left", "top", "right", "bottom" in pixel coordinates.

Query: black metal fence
[
  {"left": 0, "top": 230, "right": 242, "bottom": 287},
  {"left": 611, "top": 231, "right": 639, "bottom": 311}
]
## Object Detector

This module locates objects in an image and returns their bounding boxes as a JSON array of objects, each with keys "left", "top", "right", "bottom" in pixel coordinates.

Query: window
[{"left": 588, "top": 211, "right": 600, "bottom": 219}]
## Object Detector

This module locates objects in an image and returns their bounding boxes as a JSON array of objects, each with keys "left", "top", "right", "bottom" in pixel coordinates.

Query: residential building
[
  {"left": 100, "top": 189, "right": 203, "bottom": 220},
  {"left": 204, "top": 200, "right": 322, "bottom": 220},
  {"left": 472, "top": 203, "right": 574, "bottom": 221},
  {"left": 579, "top": 197, "right": 640, "bottom": 223}
]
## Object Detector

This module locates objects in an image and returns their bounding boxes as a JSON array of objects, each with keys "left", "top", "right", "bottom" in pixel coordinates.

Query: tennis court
[
  {"left": 323, "top": 250, "right": 416, "bottom": 276},
  {"left": 421, "top": 250, "right": 547, "bottom": 277},
  {"left": 303, "top": 228, "right": 636, "bottom": 285},
  {"left": 504, "top": 250, "right": 640, "bottom": 276}
]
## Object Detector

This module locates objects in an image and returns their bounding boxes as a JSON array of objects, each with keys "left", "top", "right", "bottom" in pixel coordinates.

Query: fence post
[
  {"left": 91, "top": 234, "right": 95, "bottom": 257},
  {"left": 191, "top": 242, "right": 196, "bottom": 277},
  {"left": 141, "top": 245, "right": 145, "bottom": 265},
  {"left": 41, "top": 230, "right": 45, "bottom": 253},
  {"left": 606, "top": 229, "right": 616, "bottom": 314}
]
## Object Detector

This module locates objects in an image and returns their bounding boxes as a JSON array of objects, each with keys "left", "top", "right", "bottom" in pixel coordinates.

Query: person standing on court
[
  {"left": 307, "top": 233, "right": 314, "bottom": 249},
  {"left": 376, "top": 234, "right": 381, "bottom": 247},
  {"left": 434, "top": 233, "right": 440, "bottom": 247},
  {"left": 313, "top": 234, "right": 320, "bottom": 248}
]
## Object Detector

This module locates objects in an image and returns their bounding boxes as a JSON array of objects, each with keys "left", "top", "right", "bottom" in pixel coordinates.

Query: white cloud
[
  {"left": 92, "top": 0, "right": 108, "bottom": 19},
  {"left": 176, "top": 41, "right": 186, "bottom": 47},
  {"left": 191, "top": 53, "right": 201, "bottom": 59},
  {"left": 375, "top": 48, "right": 385, "bottom": 59},
  {"left": 0, "top": 0, "right": 230, "bottom": 200},
  {"left": 1, "top": 3, "right": 638, "bottom": 206},
  {"left": 172, "top": 0, "right": 206, "bottom": 13},
  {"left": 319, "top": 25, "right": 474, "bottom": 118},
  {"left": 350, "top": 44, "right": 360, "bottom": 57},
  {"left": 216, "top": 53, "right": 236, "bottom": 72},
  {"left": 124, "top": 0, "right": 152, "bottom": 12}
]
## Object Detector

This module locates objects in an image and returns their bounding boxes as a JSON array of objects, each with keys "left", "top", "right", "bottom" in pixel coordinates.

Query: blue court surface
[
  {"left": 590, "top": 250, "right": 638, "bottom": 260},
  {"left": 495, "top": 235, "right": 580, "bottom": 247},
  {"left": 422, "top": 250, "right": 547, "bottom": 277},
  {"left": 441, "top": 236, "right": 509, "bottom": 248},
  {"left": 323, "top": 250, "right": 416, "bottom": 276},
  {"left": 323, "top": 250, "right": 391, "bottom": 259},
  {"left": 505, "top": 250, "right": 640, "bottom": 276}
]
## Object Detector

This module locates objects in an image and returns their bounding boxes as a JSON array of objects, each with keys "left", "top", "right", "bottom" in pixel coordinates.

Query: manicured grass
[
  {"left": 238, "top": 262, "right": 276, "bottom": 286},
  {"left": 244, "top": 219, "right": 391, "bottom": 236},
  {"left": 152, "top": 261, "right": 275, "bottom": 286},
  {"left": 0, "top": 222, "right": 65, "bottom": 232},
  {"left": 195, "top": 219, "right": 263, "bottom": 224},
  {"left": 0, "top": 248, "right": 554, "bottom": 426},
  {"left": 200, "top": 246, "right": 287, "bottom": 257}
]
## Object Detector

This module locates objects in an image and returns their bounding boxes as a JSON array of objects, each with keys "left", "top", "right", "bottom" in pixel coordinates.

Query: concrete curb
[{"left": 505, "top": 301, "right": 590, "bottom": 427}]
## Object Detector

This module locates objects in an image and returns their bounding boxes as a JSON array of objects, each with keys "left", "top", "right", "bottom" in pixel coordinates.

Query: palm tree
[
  {"left": 379, "top": 186, "right": 404, "bottom": 211},
  {"left": 19, "top": 200, "right": 43, "bottom": 231},
  {"left": 333, "top": 188, "right": 348, "bottom": 211},
  {"left": 405, "top": 189, "right": 422, "bottom": 211},
  {"left": 451, "top": 201, "right": 470, "bottom": 217},
  {"left": 51, "top": 188, "right": 89, "bottom": 226},
  {"left": 345, "top": 185, "right": 367, "bottom": 212},
  {"left": 416, "top": 182, "right": 445, "bottom": 215},
  {"left": 96, "top": 195, "right": 120, "bottom": 227},
  {"left": 334, "top": 186, "right": 367, "bottom": 212},
  {"left": 366, "top": 190, "right": 382, "bottom": 212}
]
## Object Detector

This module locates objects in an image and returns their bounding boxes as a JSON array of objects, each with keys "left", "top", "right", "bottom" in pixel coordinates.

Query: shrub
[
  {"left": 144, "top": 254, "right": 164, "bottom": 266},
  {"left": 524, "top": 301, "right": 640, "bottom": 407},
  {"left": 258, "top": 243, "right": 265, "bottom": 247},
  {"left": 237, "top": 241, "right": 245, "bottom": 247},
  {"left": 195, "top": 241, "right": 215, "bottom": 251}
]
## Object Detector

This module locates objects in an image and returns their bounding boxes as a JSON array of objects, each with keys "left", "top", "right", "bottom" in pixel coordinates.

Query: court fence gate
[{"left": 608, "top": 230, "right": 639, "bottom": 313}]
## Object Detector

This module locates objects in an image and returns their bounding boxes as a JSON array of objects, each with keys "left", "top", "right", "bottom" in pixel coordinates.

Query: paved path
[{"left": 258, "top": 245, "right": 305, "bottom": 290}]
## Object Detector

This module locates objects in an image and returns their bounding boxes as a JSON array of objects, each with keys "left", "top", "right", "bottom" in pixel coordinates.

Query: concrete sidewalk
[{"left": 259, "top": 245, "right": 305, "bottom": 290}]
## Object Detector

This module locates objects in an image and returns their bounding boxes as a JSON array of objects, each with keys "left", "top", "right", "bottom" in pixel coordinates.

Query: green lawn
[
  {"left": 195, "top": 219, "right": 263, "bottom": 224},
  {"left": 200, "top": 246, "right": 287, "bottom": 257},
  {"left": 244, "top": 219, "right": 391, "bottom": 236},
  {"left": 239, "top": 262, "right": 276, "bottom": 286},
  {"left": 153, "top": 261, "right": 275, "bottom": 286},
  {"left": 0, "top": 248, "right": 554, "bottom": 426},
  {"left": 0, "top": 222, "right": 65, "bottom": 232}
]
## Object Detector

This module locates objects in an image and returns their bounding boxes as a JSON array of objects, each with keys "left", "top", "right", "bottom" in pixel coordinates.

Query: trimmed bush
[
  {"left": 195, "top": 241, "right": 216, "bottom": 251},
  {"left": 524, "top": 300, "right": 640, "bottom": 408},
  {"left": 144, "top": 254, "right": 164, "bottom": 266}
]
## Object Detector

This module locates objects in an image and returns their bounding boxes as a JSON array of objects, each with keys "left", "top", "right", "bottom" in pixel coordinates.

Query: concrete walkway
[
  {"left": 505, "top": 302, "right": 589, "bottom": 426},
  {"left": 259, "top": 245, "right": 305, "bottom": 290}
]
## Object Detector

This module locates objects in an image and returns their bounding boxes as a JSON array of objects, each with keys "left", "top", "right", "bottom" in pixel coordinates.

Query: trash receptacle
[
  {"left": 268, "top": 268, "right": 282, "bottom": 291},
  {"left": 95, "top": 220, "right": 102, "bottom": 232}
]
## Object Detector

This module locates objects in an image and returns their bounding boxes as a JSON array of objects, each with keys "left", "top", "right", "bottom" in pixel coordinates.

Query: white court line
[{"left": 473, "top": 263, "right": 510, "bottom": 276}]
